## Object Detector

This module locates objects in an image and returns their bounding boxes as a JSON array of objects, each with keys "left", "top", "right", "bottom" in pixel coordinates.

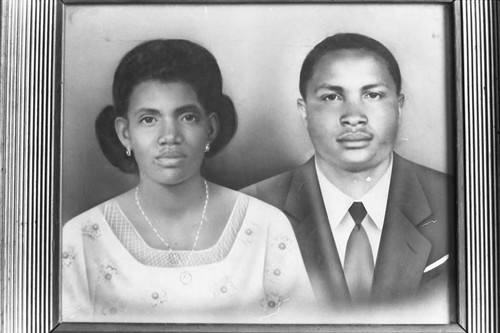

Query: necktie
[{"left": 344, "top": 202, "right": 374, "bottom": 303}]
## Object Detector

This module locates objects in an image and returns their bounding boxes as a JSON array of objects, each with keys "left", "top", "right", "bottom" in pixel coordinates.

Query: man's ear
[
  {"left": 115, "top": 116, "right": 131, "bottom": 149},
  {"left": 297, "top": 98, "right": 308, "bottom": 128},
  {"left": 397, "top": 94, "right": 405, "bottom": 124},
  {"left": 207, "top": 112, "right": 220, "bottom": 143}
]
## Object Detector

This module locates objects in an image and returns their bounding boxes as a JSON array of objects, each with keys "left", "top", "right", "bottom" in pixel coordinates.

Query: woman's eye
[
  {"left": 140, "top": 116, "right": 156, "bottom": 124},
  {"left": 365, "top": 92, "right": 382, "bottom": 100},
  {"left": 323, "top": 94, "right": 343, "bottom": 101}
]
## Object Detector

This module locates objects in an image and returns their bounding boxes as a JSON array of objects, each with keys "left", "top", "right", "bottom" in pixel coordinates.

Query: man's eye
[
  {"left": 323, "top": 94, "right": 343, "bottom": 101},
  {"left": 182, "top": 114, "right": 198, "bottom": 122},
  {"left": 365, "top": 92, "right": 383, "bottom": 100},
  {"left": 140, "top": 116, "right": 156, "bottom": 124}
]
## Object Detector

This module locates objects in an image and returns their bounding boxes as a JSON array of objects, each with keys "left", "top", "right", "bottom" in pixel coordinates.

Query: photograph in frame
[
  {"left": 0, "top": 0, "right": 499, "bottom": 333},
  {"left": 61, "top": 1, "right": 455, "bottom": 325}
]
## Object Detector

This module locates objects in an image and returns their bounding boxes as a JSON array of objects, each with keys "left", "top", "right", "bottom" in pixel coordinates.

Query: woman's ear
[
  {"left": 115, "top": 116, "right": 131, "bottom": 149},
  {"left": 207, "top": 112, "right": 220, "bottom": 143}
]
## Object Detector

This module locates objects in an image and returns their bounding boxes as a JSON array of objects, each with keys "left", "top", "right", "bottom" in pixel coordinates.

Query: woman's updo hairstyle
[{"left": 95, "top": 39, "right": 237, "bottom": 173}]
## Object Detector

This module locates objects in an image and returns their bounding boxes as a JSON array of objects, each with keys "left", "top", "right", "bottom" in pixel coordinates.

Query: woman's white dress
[{"left": 62, "top": 193, "right": 315, "bottom": 323}]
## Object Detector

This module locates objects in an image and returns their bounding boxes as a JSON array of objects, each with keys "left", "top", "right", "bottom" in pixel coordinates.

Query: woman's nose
[
  {"left": 340, "top": 101, "right": 368, "bottom": 127},
  {"left": 158, "top": 120, "right": 181, "bottom": 145}
]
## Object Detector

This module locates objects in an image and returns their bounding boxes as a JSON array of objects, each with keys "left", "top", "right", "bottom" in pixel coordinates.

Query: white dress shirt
[{"left": 315, "top": 155, "right": 393, "bottom": 267}]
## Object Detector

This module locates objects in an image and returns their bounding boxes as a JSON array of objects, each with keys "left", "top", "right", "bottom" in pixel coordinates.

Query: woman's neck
[{"left": 136, "top": 175, "right": 207, "bottom": 220}]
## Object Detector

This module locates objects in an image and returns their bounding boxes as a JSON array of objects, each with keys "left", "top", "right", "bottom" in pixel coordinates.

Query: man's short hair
[{"left": 299, "top": 33, "right": 402, "bottom": 99}]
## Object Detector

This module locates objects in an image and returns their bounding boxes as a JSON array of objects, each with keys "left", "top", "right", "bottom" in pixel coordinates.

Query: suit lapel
[
  {"left": 371, "top": 154, "right": 432, "bottom": 303},
  {"left": 281, "top": 158, "right": 351, "bottom": 306}
]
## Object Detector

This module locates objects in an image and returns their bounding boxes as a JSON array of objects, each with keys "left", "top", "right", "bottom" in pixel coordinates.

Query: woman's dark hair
[
  {"left": 95, "top": 39, "right": 237, "bottom": 173},
  {"left": 299, "top": 33, "right": 402, "bottom": 99}
]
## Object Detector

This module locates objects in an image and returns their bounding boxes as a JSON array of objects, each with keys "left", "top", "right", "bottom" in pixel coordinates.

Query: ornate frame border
[{"left": 1, "top": 0, "right": 498, "bottom": 332}]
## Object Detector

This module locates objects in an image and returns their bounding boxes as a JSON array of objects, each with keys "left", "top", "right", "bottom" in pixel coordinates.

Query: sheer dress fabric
[{"left": 62, "top": 193, "right": 315, "bottom": 323}]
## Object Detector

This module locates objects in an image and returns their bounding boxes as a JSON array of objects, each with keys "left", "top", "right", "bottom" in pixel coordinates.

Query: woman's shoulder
[
  {"left": 223, "top": 189, "right": 290, "bottom": 231},
  {"left": 211, "top": 183, "right": 290, "bottom": 226},
  {"left": 64, "top": 188, "right": 135, "bottom": 226},
  {"left": 63, "top": 197, "right": 119, "bottom": 233},
  {"left": 245, "top": 194, "right": 287, "bottom": 218},
  {"left": 64, "top": 205, "right": 100, "bottom": 227}
]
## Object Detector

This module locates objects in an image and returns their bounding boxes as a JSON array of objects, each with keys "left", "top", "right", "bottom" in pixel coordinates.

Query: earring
[
  {"left": 126, "top": 147, "right": 131, "bottom": 157},
  {"left": 204, "top": 142, "right": 211, "bottom": 153}
]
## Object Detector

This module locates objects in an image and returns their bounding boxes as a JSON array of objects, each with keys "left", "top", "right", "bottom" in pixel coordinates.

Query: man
[{"left": 243, "top": 33, "right": 454, "bottom": 315}]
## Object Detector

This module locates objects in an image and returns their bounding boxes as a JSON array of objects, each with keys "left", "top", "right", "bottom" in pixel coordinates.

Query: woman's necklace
[{"left": 134, "top": 180, "right": 209, "bottom": 285}]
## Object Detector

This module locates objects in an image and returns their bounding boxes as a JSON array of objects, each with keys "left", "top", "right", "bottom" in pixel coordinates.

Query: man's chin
[
  {"left": 323, "top": 151, "right": 391, "bottom": 174},
  {"left": 342, "top": 162, "right": 377, "bottom": 173},
  {"left": 339, "top": 151, "right": 375, "bottom": 169},
  {"left": 345, "top": 156, "right": 393, "bottom": 174}
]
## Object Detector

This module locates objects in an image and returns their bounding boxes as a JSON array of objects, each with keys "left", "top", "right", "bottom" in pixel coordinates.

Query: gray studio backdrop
[{"left": 62, "top": 4, "right": 453, "bottom": 223}]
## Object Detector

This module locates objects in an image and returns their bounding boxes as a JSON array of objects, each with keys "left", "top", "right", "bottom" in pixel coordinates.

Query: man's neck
[{"left": 316, "top": 154, "right": 393, "bottom": 200}]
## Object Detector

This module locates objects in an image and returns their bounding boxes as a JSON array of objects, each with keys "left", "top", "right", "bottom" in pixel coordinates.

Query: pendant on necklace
[{"left": 180, "top": 271, "right": 192, "bottom": 285}]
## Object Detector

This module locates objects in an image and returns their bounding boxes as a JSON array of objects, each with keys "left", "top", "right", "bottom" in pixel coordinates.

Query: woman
[{"left": 62, "top": 39, "right": 314, "bottom": 323}]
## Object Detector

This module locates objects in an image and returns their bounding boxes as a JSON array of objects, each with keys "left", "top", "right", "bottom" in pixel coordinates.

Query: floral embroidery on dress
[
  {"left": 99, "top": 298, "right": 125, "bottom": 316},
  {"left": 265, "top": 266, "right": 284, "bottom": 284},
  {"left": 82, "top": 221, "right": 102, "bottom": 240},
  {"left": 62, "top": 248, "right": 76, "bottom": 267},
  {"left": 148, "top": 289, "right": 168, "bottom": 307},
  {"left": 212, "top": 277, "right": 236, "bottom": 298},
  {"left": 270, "top": 234, "right": 293, "bottom": 255},
  {"left": 238, "top": 222, "right": 258, "bottom": 245},
  {"left": 259, "top": 292, "right": 289, "bottom": 318},
  {"left": 99, "top": 263, "right": 117, "bottom": 283}
]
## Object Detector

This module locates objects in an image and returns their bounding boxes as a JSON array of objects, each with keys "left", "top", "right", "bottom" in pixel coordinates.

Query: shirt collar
[
  {"left": 315, "top": 162, "right": 352, "bottom": 229},
  {"left": 315, "top": 154, "right": 393, "bottom": 230}
]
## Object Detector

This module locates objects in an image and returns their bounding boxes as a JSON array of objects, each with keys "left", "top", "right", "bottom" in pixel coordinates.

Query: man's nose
[
  {"left": 158, "top": 119, "right": 182, "bottom": 145},
  {"left": 340, "top": 101, "right": 367, "bottom": 127}
]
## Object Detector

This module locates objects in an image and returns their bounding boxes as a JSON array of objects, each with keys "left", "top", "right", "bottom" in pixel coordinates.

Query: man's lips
[{"left": 337, "top": 131, "right": 373, "bottom": 142}]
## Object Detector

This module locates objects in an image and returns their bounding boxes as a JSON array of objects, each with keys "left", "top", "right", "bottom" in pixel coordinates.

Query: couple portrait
[{"left": 61, "top": 4, "right": 455, "bottom": 325}]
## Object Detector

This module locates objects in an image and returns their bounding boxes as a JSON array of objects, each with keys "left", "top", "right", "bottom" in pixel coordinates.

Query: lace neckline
[{"left": 101, "top": 194, "right": 250, "bottom": 267}]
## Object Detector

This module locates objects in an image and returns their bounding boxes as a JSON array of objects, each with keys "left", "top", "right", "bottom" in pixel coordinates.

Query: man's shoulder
[
  {"left": 395, "top": 154, "right": 454, "bottom": 199},
  {"left": 395, "top": 154, "right": 456, "bottom": 267},
  {"left": 249, "top": 168, "right": 297, "bottom": 192},
  {"left": 241, "top": 160, "right": 313, "bottom": 209},
  {"left": 393, "top": 154, "right": 455, "bottom": 225},
  {"left": 395, "top": 153, "right": 449, "bottom": 176}
]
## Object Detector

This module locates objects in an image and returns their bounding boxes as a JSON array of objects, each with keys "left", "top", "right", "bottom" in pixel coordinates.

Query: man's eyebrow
[
  {"left": 175, "top": 104, "right": 203, "bottom": 115},
  {"left": 132, "top": 108, "right": 161, "bottom": 116},
  {"left": 362, "top": 83, "right": 389, "bottom": 90},
  {"left": 314, "top": 84, "right": 344, "bottom": 94}
]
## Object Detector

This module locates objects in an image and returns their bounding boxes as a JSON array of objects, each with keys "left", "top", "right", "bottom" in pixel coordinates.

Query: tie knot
[{"left": 349, "top": 202, "right": 367, "bottom": 225}]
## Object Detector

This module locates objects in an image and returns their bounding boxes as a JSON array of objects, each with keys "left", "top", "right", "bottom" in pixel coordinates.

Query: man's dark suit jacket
[{"left": 243, "top": 153, "right": 455, "bottom": 311}]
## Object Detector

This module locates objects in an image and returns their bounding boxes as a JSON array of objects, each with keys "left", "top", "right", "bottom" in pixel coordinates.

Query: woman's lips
[
  {"left": 155, "top": 151, "right": 187, "bottom": 167},
  {"left": 157, "top": 150, "right": 186, "bottom": 158}
]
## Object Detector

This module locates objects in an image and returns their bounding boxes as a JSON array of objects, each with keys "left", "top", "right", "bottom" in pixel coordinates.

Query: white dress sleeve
[
  {"left": 61, "top": 211, "right": 94, "bottom": 321},
  {"left": 258, "top": 202, "right": 318, "bottom": 322}
]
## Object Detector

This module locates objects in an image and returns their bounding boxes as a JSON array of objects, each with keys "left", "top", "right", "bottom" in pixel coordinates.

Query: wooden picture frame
[{"left": 1, "top": 0, "right": 498, "bottom": 332}]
